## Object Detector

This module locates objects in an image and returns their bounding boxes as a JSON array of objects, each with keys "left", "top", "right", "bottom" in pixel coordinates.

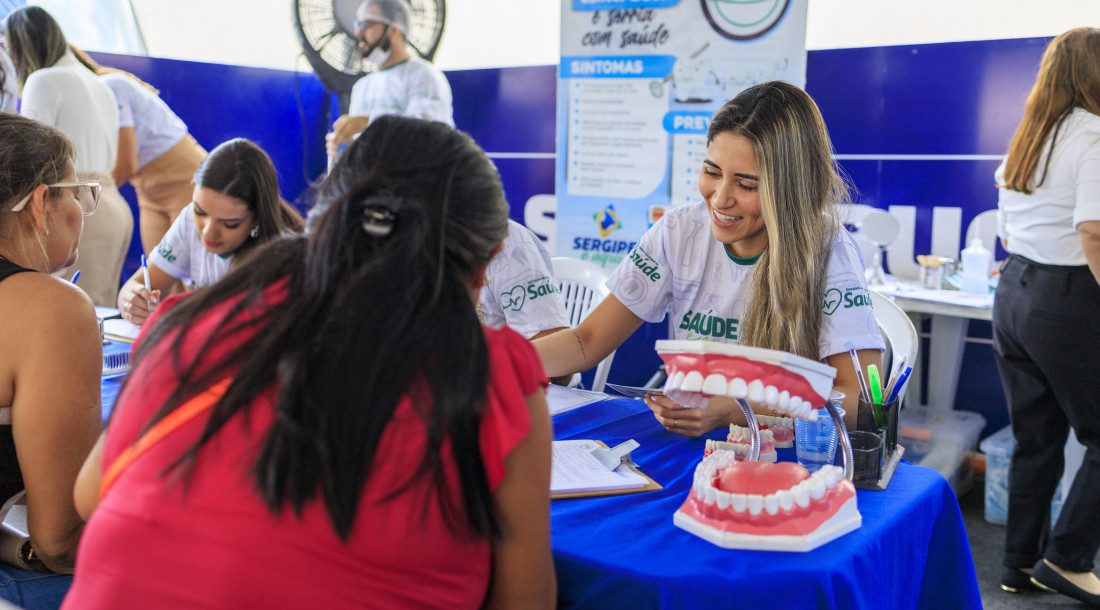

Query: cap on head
[{"left": 360, "top": 0, "right": 411, "bottom": 35}]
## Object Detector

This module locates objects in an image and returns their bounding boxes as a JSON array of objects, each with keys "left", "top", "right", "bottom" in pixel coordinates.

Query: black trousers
[{"left": 992, "top": 254, "right": 1100, "bottom": 572}]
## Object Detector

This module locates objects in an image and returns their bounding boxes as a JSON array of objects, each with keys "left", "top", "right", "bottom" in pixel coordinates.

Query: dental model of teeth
[
  {"left": 657, "top": 341, "right": 861, "bottom": 551},
  {"left": 656, "top": 341, "right": 835, "bottom": 421},
  {"left": 675, "top": 455, "right": 860, "bottom": 551},
  {"left": 756, "top": 415, "right": 794, "bottom": 448},
  {"left": 704, "top": 426, "right": 778, "bottom": 462}
]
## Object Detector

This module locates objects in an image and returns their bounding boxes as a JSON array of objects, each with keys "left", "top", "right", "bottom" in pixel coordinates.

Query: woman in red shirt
[{"left": 66, "top": 116, "right": 555, "bottom": 609}]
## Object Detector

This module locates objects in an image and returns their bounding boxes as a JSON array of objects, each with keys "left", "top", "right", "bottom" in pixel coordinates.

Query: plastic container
[
  {"left": 980, "top": 425, "right": 1064, "bottom": 525},
  {"left": 899, "top": 407, "right": 986, "bottom": 491},
  {"left": 960, "top": 239, "right": 992, "bottom": 294},
  {"left": 795, "top": 395, "right": 845, "bottom": 473}
]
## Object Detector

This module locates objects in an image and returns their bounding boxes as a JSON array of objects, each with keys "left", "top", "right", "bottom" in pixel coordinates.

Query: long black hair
[
  {"left": 128, "top": 116, "right": 510, "bottom": 540},
  {"left": 194, "top": 138, "right": 304, "bottom": 254}
]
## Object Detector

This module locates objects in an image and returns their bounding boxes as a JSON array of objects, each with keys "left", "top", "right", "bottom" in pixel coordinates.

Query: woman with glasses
[
  {"left": 4, "top": 5, "right": 133, "bottom": 306},
  {"left": 116, "top": 139, "right": 304, "bottom": 325},
  {"left": 0, "top": 114, "right": 101, "bottom": 604}
]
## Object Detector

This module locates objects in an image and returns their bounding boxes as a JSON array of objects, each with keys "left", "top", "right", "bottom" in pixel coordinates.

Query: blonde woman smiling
[{"left": 535, "top": 82, "right": 883, "bottom": 434}]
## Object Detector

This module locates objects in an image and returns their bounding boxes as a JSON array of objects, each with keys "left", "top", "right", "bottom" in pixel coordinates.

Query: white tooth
[
  {"left": 794, "top": 484, "right": 810, "bottom": 508},
  {"left": 730, "top": 493, "right": 747, "bottom": 512},
  {"left": 765, "top": 385, "right": 779, "bottom": 407},
  {"left": 716, "top": 490, "right": 730, "bottom": 509},
  {"left": 805, "top": 404, "right": 819, "bottom": 422},
  {"left": 728, "top": 377, "right": 748, "bottom": 399},
  {"left": 748, "top": 379, "right": 765, "bottom": 403},
  {"left": 667, "top": 370, "right": 685, "bottom": 391},
  {"left": 763, "top": 494, "right": 779, "bottom": 515},
  {"left": 693, "top": 481, "right": 703, "bottom": 497},
  {"left": 778, "top": 390, "right": 791, "bottom": 410},
  {"left": 682, "top": 370, "right": 704, "bottom": 392},
  {"left": 746, "top": 495, "right": 763, "bottom": 516},
  {"left": 704, "top": 485, "right": 716, "bottom": 504},
  {"left": 778, "top": 490, "right": 794, "bottom": 512},
  {"left": 809, "top": 477, "right": 826, "bottom": 500},
  {"left": 787, "top": 396, "right": 802, "bottom": 416},
  {"left": 823, "top": 469, "right": 838, "bottom": 488},
  {"left": 702, "top": 374, "right": 728, "bottom": 396}
]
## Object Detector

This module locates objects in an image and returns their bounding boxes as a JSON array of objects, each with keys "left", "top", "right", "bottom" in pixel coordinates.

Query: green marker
[{"left": 868, "top": 364, "right": 883, "bottom": 404}]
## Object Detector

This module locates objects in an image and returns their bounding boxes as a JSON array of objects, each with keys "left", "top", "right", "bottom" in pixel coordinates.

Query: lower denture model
[
  {"left": 657, "top": 340, "right": 861, "bottom": 552},
  {"left": 705, "top": 425, "right": 778, "bottom": 462}
]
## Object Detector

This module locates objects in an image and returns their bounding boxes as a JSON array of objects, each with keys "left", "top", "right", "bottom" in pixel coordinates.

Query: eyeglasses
[
  {"left": 354, "top": 19, "right": 388, "bottom": 32},
  {"left": 8, "top": 181, "right": 101, "bottom": 216}
]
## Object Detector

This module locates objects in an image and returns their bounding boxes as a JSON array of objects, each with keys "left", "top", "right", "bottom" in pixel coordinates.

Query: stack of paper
[{"left": 546, "top": 384, "right": 606, "bottom": 416}]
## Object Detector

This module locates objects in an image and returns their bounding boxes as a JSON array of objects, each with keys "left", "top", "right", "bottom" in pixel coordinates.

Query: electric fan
[{"left": 293, "top": 0, "right": 445, "bottom": 109}]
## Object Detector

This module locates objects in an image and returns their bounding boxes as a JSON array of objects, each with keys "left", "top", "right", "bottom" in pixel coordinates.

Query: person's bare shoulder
[{"left": 0, "top": 273, "right": 97, "bottom": 341}]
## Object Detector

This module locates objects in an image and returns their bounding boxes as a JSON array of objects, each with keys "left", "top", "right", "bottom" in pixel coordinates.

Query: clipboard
[{"left": 551, "top": 440, "right": 662, "bottom": 500}]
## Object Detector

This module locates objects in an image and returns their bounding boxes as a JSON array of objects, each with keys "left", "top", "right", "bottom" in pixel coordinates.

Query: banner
[{"left": 556, "top": 0, "right": 808, "bottom": 266}]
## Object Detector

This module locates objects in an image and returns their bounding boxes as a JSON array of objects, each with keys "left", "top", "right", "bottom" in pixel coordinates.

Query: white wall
[{"left": 93, "top": 0, "right": 1100, "bottom": 72}]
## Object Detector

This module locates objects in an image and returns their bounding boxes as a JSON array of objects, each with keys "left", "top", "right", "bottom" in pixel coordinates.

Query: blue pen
[
  {"left": 70, "top": 270, "right": 80, "bottom": 284},
  {"left": 885, "top": 366, "right": 913, "bottom": 404},
  {"left": 140, "top": 255, "right": 157, "bottom": 305}
]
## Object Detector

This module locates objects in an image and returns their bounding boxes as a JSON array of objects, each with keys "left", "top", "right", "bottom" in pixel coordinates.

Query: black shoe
[
  {"left": 1000, "top": 566, "right": 1040, "bottom": 594},
  {"left": 1030, "top": 560, "right": 1100, "bottom": 607}
]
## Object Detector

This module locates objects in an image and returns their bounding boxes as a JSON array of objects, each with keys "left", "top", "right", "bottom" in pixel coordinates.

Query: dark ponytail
[{"left": 129, "top": 116, "right": 509, "bottom": 540}]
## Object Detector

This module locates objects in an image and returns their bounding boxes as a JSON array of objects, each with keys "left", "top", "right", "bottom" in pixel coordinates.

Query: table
[
  {"left": 551, "top": 398, "right": 981, "bottom": 610},
  {"left": 871, "top": 284, "right": 992, "bottom": 412}
]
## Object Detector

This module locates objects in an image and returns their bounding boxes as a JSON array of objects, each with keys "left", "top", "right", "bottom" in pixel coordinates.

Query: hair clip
[{"left": 361, "top": 193, "right": 402, "bottom": 237}]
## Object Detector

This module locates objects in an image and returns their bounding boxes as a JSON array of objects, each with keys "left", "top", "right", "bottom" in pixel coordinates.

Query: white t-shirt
[
  {"left": 480, "top": 220, "right": 570, "bottom": 339},
  {"left": 100, "top": 73, "right": 188, "bottom": 170},
  {"left": 0, "top": 48, "right": 18, "bottom": 112},
  {"left": 996, "top": 108, "right": 1100, "bottom": 266},
  {"left": 20, "top": 53, "right": 118, "bottom": 174},
  {"left": 607, "top": 201, "right": 884, "bottom": 360},
  {"left": 149, "top": 204, "right": 231, "bottom": 288},
  {"left": 348, "top": 57, "right": 453, "bottom": 126}
]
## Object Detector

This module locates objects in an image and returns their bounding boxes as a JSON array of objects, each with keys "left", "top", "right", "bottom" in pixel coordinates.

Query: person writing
[
  {"left": 116, "top": 138, "right": 304, "bottom": 325},
  {"left": 71, "top": 46, "right": 208, "bottom": 256},
  {"left": 325, "top": 0, "right": 453, "bottom": 159},
  {"left": 5, "top": 6, "right": 133, "bottom": 306},
  {"left": 992, "top": 28, "right": 1100, "bottom": 605},
  {"left": 535, "top": 81, "right": 884, "bottom": 435},
  {"left": 66, "top": 116, "right": 555, "bottom": 608},
  {"left": 0, "top": 114, "right": 101, "bottom": 600}
]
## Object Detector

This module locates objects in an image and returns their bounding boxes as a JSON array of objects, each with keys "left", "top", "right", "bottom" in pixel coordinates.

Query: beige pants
[
  {"left": 68, "top": 174, "right": 133, "bottom": 307},
  {"left": 131, "top": 134, "right": 207, "bottom": 255}
]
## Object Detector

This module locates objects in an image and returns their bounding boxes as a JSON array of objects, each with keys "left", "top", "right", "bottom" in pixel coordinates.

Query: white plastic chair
[
  {"left": 870, "top": 290, "right": 919, "bottom": 402},
  {"left": 551, "top": 256, "right": 615, "bottom": 393}
]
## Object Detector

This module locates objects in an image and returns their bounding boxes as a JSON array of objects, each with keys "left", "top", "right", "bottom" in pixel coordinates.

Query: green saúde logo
[
  {"left": 679, "top": 309, "right": 739, "bottom": 340},
  {"left": 502, "top": 276, "right": 559, "bottom": 312},
  {"left": 628, "top": 246, "right": 662, "bottom": 282}
]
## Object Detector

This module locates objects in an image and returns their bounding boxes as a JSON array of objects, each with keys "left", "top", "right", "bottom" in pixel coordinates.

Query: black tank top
[{"left": 0, "top": 256, "right": 33, "bottom": 503}]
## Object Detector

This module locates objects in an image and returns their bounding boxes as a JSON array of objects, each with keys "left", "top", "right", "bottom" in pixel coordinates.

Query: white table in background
[{"left": 871, "top": 283, "right": 992, "bottom": 412}]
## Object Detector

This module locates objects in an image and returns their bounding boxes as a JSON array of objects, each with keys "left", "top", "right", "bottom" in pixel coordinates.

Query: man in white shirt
[{"left": 325, "top": 0, "right": 453, "bottom": 158}]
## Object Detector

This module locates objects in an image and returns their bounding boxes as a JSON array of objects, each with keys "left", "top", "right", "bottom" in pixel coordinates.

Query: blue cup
[{"left": 795, "top": 391, "right": 846, "bottom": 473}]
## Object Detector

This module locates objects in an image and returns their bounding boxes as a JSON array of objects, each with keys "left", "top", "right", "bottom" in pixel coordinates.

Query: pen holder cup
[
  {"left": 857, "top": 397, "right": 899, "bottom": 453},
  {"left": 849, "top": 431, "right": 884, "bottom": 483}
]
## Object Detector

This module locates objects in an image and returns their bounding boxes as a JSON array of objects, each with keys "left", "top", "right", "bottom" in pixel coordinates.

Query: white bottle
[{"left": 960, "top": 239, "right": 992, "bottom": 294}]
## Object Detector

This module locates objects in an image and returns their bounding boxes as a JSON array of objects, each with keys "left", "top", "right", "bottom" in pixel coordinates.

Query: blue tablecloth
[{"left": 551, "top": 398, "right": 981, "bottom": 610}]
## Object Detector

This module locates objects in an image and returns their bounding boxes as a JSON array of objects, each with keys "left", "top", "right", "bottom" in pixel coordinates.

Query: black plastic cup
[
  {"left": 857, "top": 397, "right": 899, "bottom": 452},
  {"left": 849, "top": 431, "right": 884, "bottom": 483}
]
